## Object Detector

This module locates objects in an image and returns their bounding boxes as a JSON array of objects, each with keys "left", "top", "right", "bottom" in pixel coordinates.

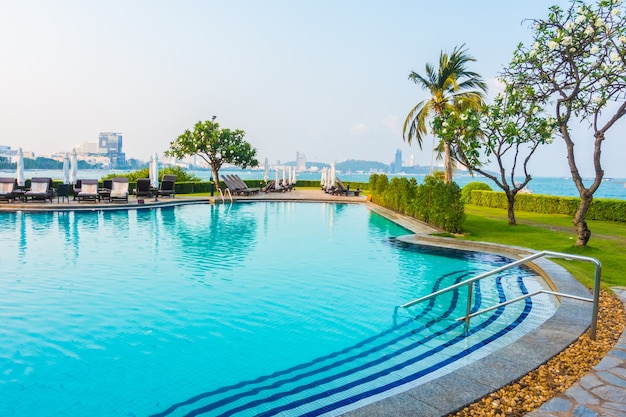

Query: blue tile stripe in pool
[
  {"left": 151, "top": 272, "right": 533, "bottom": 417},
  {"left": 150, "top": 269, "right": 474, "bottom": 417}
]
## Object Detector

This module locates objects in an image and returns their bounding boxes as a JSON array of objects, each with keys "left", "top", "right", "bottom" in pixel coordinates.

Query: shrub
[
  {"left": 461, "top": 181, "right": 492, "bottom": 203},
  {"left": 369, "top": 172, "right": 465, "bottom": 233}
]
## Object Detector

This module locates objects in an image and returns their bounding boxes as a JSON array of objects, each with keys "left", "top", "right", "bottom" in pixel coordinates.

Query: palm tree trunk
[{"left": 444, "top": 142, "right": 453, "bottom": 184}]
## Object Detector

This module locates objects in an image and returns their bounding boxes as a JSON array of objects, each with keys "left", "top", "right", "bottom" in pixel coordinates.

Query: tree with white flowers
[
  {"left": 433, "top": 84, "right": 557, "bottom": 226},
  {"left": 504, "top": 0, "right": 626, "bottom": 246}
]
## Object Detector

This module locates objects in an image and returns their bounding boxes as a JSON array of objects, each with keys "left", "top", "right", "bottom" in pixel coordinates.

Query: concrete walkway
[{"left": 526, "top": 287, "right": 626, "bottom": 417}]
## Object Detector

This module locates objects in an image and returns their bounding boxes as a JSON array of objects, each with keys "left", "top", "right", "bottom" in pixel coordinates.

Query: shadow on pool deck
[{"left": 1, "top": 189, "right": 621, "bottom": 416}]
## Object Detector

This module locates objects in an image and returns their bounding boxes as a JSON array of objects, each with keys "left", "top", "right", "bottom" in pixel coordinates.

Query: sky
[{"left": 1, "top": 0, "right": 624, "bottom": 178}]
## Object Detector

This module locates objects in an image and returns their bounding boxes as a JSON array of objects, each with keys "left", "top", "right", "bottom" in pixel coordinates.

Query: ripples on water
[{"left": 0, "top": 203, "right": 552, "bottom": 417}]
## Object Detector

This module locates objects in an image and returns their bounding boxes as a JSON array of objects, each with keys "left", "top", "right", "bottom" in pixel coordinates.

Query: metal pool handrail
[{"left": 400, "top": 250, "right": 602, "bottom": 339}]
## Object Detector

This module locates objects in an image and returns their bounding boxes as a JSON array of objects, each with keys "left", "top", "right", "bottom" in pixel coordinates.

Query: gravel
[{"left": 450, "top": 289, "right": 626, "bottom": 417}]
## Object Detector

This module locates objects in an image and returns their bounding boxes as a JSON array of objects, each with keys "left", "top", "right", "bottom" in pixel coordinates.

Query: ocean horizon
[{"left": 2, "top": 168, "right": 626, "bottom": 200}]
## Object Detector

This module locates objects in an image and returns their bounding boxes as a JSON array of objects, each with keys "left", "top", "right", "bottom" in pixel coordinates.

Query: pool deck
[{"left": 1, "top": 189, "right": 624, "bottom": 416}]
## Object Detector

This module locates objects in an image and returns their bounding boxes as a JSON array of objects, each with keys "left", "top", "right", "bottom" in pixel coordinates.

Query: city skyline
[{"left": 1, "top": 1, "right": 625, "bottom": 177}]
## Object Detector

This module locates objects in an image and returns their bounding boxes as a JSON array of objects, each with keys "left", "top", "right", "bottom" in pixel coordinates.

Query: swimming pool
[{"left": 0, "top": 202, "right": 557, "bottom": 416}]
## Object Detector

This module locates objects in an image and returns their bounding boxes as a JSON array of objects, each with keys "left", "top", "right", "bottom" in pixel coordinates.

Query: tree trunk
[
  {"left": 444, "top": 142, "right": 453, "bottom": 184},
  {"left": 573, "top": 193, "right": 593, "bottom": 246},
  {"left": 211, "top": 165, "right": 220, "bottom": 192},
  {"left": 506, "top": 193, "right": 517, "bottom": 226}
]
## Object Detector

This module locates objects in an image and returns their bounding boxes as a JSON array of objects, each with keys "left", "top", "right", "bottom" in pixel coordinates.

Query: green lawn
[{"left": 460, "top": 205, "right": 626, "bottom": 289}]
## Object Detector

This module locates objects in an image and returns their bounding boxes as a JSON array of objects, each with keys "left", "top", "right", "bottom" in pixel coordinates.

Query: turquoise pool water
[{"left": 0, "top": 202, "right": 556, "bottom": 416}]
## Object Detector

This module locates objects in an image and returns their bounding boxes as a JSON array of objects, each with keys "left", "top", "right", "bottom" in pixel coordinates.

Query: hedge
[
  {"left": 469, "top": 190, "right": 626, "bottom": 222},
  {"left": 369, "top": 173, "right": 465, "bottom": 233}
]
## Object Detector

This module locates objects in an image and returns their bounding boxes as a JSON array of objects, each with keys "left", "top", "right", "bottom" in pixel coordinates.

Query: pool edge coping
[{"left": 340, "top": 206, "right": 593, "bottom": 417}]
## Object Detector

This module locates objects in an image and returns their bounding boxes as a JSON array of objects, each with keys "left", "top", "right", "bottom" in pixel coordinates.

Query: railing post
[
  {"left": 464, "top": 282, "right": 473, "bottom": 333},
  {"left": 590, "top": 261, "right": 602, "bottom": 340}
]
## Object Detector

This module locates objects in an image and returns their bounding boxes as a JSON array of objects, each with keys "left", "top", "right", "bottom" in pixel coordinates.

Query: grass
[{"left": 460, "top": 205, "right": 626, "bottom": 289}]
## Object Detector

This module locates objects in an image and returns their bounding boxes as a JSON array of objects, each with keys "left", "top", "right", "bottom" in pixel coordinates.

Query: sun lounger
[
  {"left": 332, "top": 178, "right": 359, "bottom": 196},
  {"left": 110, "top": 177, "right": 129, "bottom": 203},
  {"left": 0, "top": 177, "right": 16, "bottom": 203},
  {"left": 158, "top": 175, "right": 176, "bottom": 198},
  {"left": 24, "top": 177, "right": 54, "bottom": 203},
  {"left": 223, "top": 175, "right": 259, "bottom": 196},
  {"left": 134, "top": 178, "right": 152, "bottom": 198},
  {"left": 77, "top": 179, "right": 99, "bottom": 202}
]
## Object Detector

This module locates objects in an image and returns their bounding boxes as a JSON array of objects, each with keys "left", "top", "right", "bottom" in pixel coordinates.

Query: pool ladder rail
[{"left": 400, "top": 250, "right": 601, "bottom": 339}]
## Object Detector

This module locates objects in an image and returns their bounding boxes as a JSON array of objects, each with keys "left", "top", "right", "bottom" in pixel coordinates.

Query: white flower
[
  {"left": 599, "top": 78, "right": 608, "bottom": 86},
  {"left": 584, "top": 25, "right": 595, "bottom": 36},
  {"left": 592, "top": 95, "right": 603, "bottom": 105},
  {"left": 570, "top": 47, "right": 577, "bottom": 53},
  {"left": 460, "top": 113, "right": 468, "bottom": 121},
  {"left": 620, "top": 35, "right": 626, "bottom": 44},
  {"left": 566, "top": 21, "right": 576, "bottom": 30},
  {"left": 548, "top": 40, "right": 559, "bottom": 50},
  {"left": 590, "top": 45, "right": 600, "bottom": 54},
  {"left": 595, "top": 17, "right": 605, "bottom": 28},
  {"left": 610, "top": 52, "right": 621, "bottom": 61},
  {"left": 442, "top": 121, "right": 448, "bottom": 127},
  {"left": 562, "top": 36, "right": 573, "bottom": 46},
  {"left": 611, "top": 7, "right": 621, "bottom": 16},
  {"left": 575, "top": 14, "right": 586, "bottom": 24},
  {"left": 442, "top": 128, "right": 447, "bottom": 134}
]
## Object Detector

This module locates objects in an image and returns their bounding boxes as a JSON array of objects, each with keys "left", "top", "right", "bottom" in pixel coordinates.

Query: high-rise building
[
  {"left": 98, "top": 132, "right": 126, "bottom": 168},
  {"left": 296, "top": 152, "right": 306, "bottom": 171},
  {"left": 390, "top": 149, "right": 402, "bottom": 173}
]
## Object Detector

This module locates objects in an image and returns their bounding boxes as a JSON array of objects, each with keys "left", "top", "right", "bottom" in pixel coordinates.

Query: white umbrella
[
  {"left": 149, "top": 152, "right": 159, "bottom": 189},
  {"left": 70, "top": 148, "right": 78, "bottom": 185},
  {"left": 62, "top": 153, "right": 70, "bottom": 184},
  {"left": 263, "top": 158, "right": 269, "bottom": 183},
  {"left": 329, "top": 161, "right": 336, "bottom": 189},
  {"left": 275, "top": 169, "right": 280, "bottom": 189},
  {"left": 291, "top": 166, "right": 297, "bottom": 184},
  {"left": 320, "top": 167, "right": 327, "bottom": 190},
  {"left": 282, "top": 166, "right": 287, "bottom": 187},
  {"left": 16, "top": 147, "right": 25, "bottom": 187}
]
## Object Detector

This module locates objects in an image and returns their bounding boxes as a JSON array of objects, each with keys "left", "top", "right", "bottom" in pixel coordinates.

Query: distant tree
[
  {"left": 104, "top": 166, "right": 200, "bottom": 182},
  {"left": 504, "top": 0, "right": 626, "bottom": 246},
  {"left": 434, "top": 84, "right": 556, "bottom": 225},
  {"left": 165, "top": 117, "right": 259, "bottom": 187},
  {"left": 403, "top": 44, "right": 487, "bottom": 183}
]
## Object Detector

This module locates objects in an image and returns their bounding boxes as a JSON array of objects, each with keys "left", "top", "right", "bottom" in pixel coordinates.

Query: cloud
[{"left": 351, "top": 123, "right": 369, "bottom": 135}]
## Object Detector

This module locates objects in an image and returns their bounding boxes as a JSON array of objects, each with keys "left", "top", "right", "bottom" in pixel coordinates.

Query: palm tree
[{"left": 403, "top": 45, "right": 487, "bottom": 183}]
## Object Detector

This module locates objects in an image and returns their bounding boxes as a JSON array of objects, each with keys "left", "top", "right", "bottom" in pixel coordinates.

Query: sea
[{"left": 3, "top": 168, "right": 626, "bottom": 200}]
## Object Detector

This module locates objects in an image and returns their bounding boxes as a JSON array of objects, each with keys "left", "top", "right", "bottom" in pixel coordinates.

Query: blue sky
[{"left": 1, "top": 0, "right": 624, "bottom": 177}]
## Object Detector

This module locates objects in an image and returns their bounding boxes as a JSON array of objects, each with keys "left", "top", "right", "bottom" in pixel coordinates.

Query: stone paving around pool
[{"left": 525, "top": 287, "right": 626, "bottom": 417}]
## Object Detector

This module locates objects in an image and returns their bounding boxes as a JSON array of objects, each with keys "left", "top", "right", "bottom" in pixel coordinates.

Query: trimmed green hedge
[
  {"left": 369, "top": 173, "right": 465, "bottom": 233},
  {"left": 469, "top": 190, "right": 626, "bottom": 222}
]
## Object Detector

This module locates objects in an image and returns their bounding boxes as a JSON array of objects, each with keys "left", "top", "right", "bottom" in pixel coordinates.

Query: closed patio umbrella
[
  {"left": 62, "top": 153, "right": 70, "bottom": 184},
  {"left": 275, "top": 169, "right": 280, "bottom": 189},
  {"left": 282, "top": 166, "right": 287, "bottom": 187},
  {"left": 149, "top": 152, "right": 159, "bottom": 189},
  {"left": 70, "top": 148, "right": 78, "bottom": 185},
  {"left": 16, "top": 147, "right": 25, "bottom": 187},
  {"left": 263, "top": 158, "right": 269, "bottom": 183},
  {"left": 329, "top": 161, "right": 336, "bottom": 190},
  {"left": 291, "top": 166, "right": 296, "bottom": 185},
  {"left": 320, "top": 168, "right": 326, "bottom": 190}
]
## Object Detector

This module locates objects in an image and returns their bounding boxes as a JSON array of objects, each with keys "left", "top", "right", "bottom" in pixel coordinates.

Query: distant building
[
  {"left": 0, "top": 145, "right": 13, "bottom": 163},
  {"left": 296, "top": 152, "right": 306, "bottom": 171},
  {"left": 390, "top": 149, "right": 402, "bottom": 173},
  {"left": 98, "top": 132, "right": 126, "bottom": 168}
]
